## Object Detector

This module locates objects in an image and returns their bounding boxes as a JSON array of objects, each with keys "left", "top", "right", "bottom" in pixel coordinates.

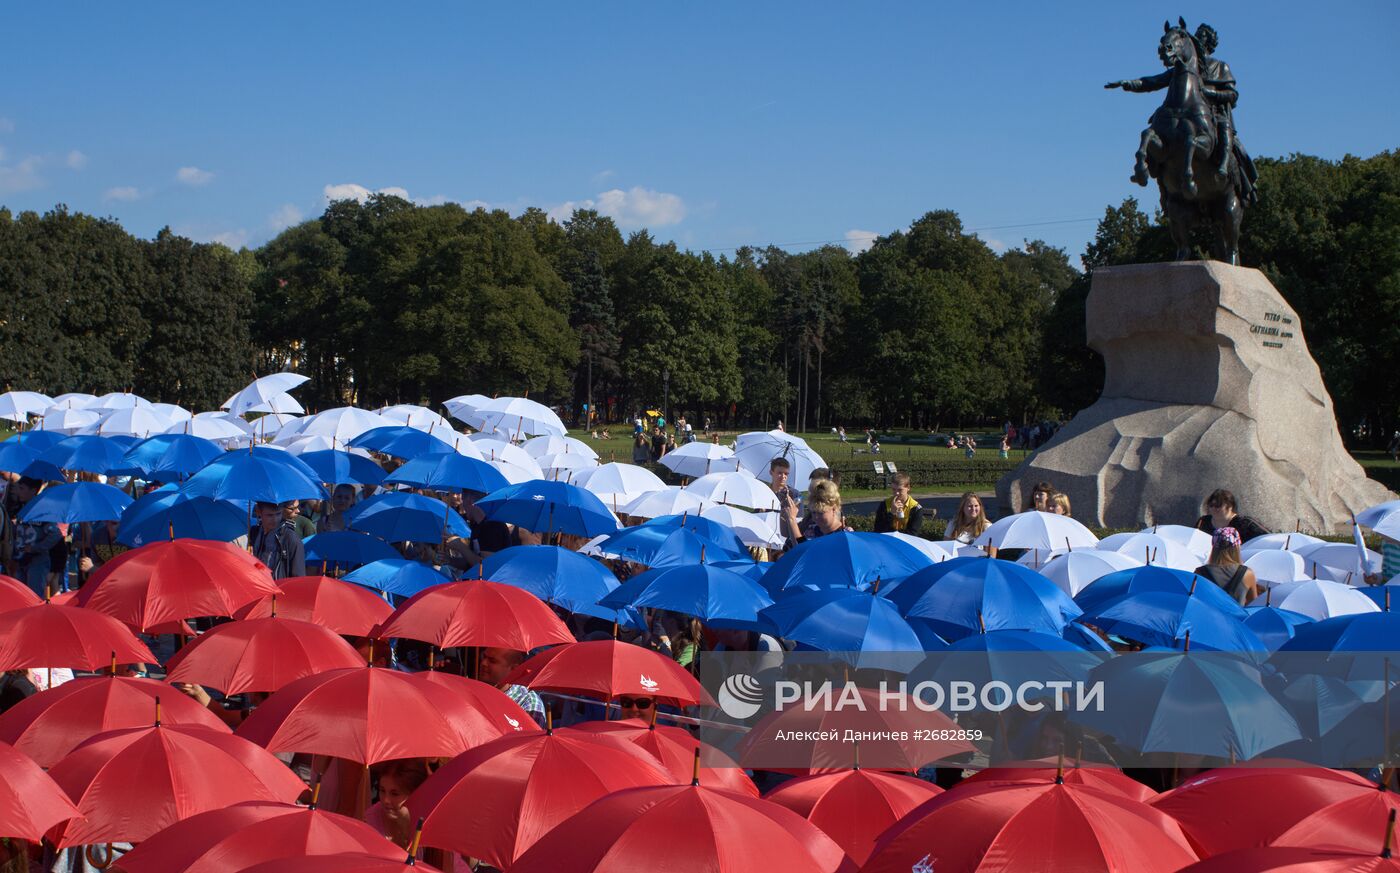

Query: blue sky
[{"left": 2, "top": 2, "right": 1395, "bottom": 262}]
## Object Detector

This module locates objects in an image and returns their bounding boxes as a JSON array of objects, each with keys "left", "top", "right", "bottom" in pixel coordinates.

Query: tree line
[{"left": 0, "top": 149, "right": 1395, "bottom": 441}]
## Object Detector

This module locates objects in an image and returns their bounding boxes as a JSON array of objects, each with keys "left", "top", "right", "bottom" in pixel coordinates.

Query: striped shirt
[{"left": 503, "top": 683, "right": 547, "bottom": 727}]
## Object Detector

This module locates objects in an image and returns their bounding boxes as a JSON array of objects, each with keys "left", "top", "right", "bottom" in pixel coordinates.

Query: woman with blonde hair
[
  {"left": 781, "top": 479, "right": 848, "bottom": 546},
  {"left": 944, "top": 492, "right": 991, "bottom": 545},
  {"left": 1050, "top": 492, "right": 1071, "bottom": 517}
]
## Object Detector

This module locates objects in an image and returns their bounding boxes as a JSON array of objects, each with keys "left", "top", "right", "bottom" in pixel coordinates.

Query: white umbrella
[
  {"left": 1143, "top": 524, "right": 1213, "bottom": 562},
  {"left": 427, "top": 432, "right": 485, "bottom": 460},
  {"left": 296, "top": 407, "right": 395, "bottom": 445},
  {"left": 621, "top": 487, "right": 715, "bottom": 520},
  {"left": 0, "top": 391, "right": 55, "bottom": 422},
  {"left": 1251, "top": 579, "right": 1380, "bottom": 620},
  {"left": 85, "top": 407, "right": 174, "bottom": 437},
  {"left": 701, "top": 504, "right": 786, "bottom": 549},
  {"left": 39, "top": 408, "right": 100, "bottom": 435},
  {"left": 1097, "top": 532, "right": 1200, "bottom": 572},
  {"left": 488, "top": 458, "right": 544, "bottom": 485},
  {"left": 465, "top": 431, "right": 508, "bottom": 443},
  {"left": 573, "top": 462, "right": 664, "bottom": 498},
  {"left": 536, "top": 452, "right": 598, "bottom": 482},
  {"left": 248, "top": 413, "right": 302, "bottom": 440},
  {"left": 472, "top": 439, "right": 541, "bottom": 474},
  {"left": 659, "top": 442, "right": 739, "bottom": 479},
  {"left": 732, "top": 430, "right": 826, "bottom": 491},
  {"left": 1293, "top": 541, "right": 1382, "bottom": 585},
  {"left": 1037, "top": 550, "right": 1144, "bottom": 597},
  {"left": 973, "top": 511, "right": 1099, "bottom": 553},
  {"left": 684, "top": 471, "right": 781, "bottom": 511},
  {"left": 377, "top": 404, "right": 454, "bottom": 434},
  {"left": 170, "top": 414, "right": 253, "bottom": 441},
  {"left": 246, "top": 393, "right": 305, "bottom": 415},
  {"left": 281, "top": 436, "right": 374, "bottom": 458},
  {"left": 443, "top": 394, "right": 493, "bottom": 428},
  {"left": 474, "top": 397, "right": 566, "bottom": 438},
  {"left": 93, "top": 392, "right": 153, "bottom": 410},
  {"left": 48, "top": 393, "right": 97, "bottom": 410},
  {"left": 1240, "top": 532, "right": 1326, "bottom": 559},
  {"left": 148, "top": 403, "right": 192, "bottom": 424},
  {"left": 1357, "top": 499, "right": 1400, "bottom": 529},
  {"left": 880, "top": 532, "right": 959, "bottom": 564},
  {"left": 1244, "top": 549, "right": 1310, "bottom": 588},
  {"left": 523, "top": 435, "right": 599, "bottom": 460},
  {"left": 223, "top": 373, "right": 309, "bottom": 416}
]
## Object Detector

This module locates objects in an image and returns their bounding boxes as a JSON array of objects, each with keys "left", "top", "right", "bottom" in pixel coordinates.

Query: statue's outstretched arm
[{"left": 1106, "top": 71, "right": 1172, "bottom": 92}]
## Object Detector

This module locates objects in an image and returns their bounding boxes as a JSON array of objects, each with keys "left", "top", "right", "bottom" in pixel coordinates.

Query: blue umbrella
[
  {"left": 480, "top": 544, "right": 618, "bottom": 612},
  {"left": 1072, "top": 650, "right": 1302, "bottom": 760},
  {"left": 600, "top": 564, "right": 774, "bottom": 628},
  {"left": 760, "top": 531, "right": 928, "bottom": 593},
  {"left": 182, "top": 446, "right": 327, "bottom": 504},
  {"left": 346, "top": 491, "right": 469, "bottom": 543},
  {"left": 1075, "top": 565, "right": 1246, "bottom": 619},
  {"left": 304, "top": 530, "right": 401, "bottom": 570},
  {"left": 1079, "top": 590, "right": 1267, "bottom": 653},
  {"left": 1242, "top": 606, "right": 1314, "bottom": 651},
  {"left": 1272, "top": 672, "right": 1373, "bottom": 740},
  {"left": 642, "top": 514, "right": 748, "bottom": 556},
  {"left": 1273, "top": 612, "right": 1400, "bottom": 683},
  {"left": 591, "top": 525, "right": 743, "bottom": 567},
  {"left": 569, "top": 601, "right": 649, "bottom": 632},
  {"left": 1063, "top": 623, "right": 1116, "bottom": 652},
  {"left": 908, "top": 630, "right": 1102, "bottom": 705},
  {"left": 710, "top": 559, "right": 768, "bottom": 585},
  {"left": 759, "top": 588, "right": 923, "bottom": 654},
  {"left": 382, "top": 453, "right": 508, "bottom": 494},
  {"left": 18, "top": 482, "right": 133, "bottom": 523},
  {"left": 8, "top": 431, "right": 65, "bottom": 451},
  {"left": 116, "top": 487, "right": 249, "bottom": 546},
  {"left": 348, "top": 426, "right": 455, "bottom": 460},
  {"left": 0, "top": 440, "right": 39, "bottom": 474},
  {"left": 343, "top": 558, "right": 450, "bottom": 598},
  {"left": 25, "top": 435, "right": 138, "bottom": 480},
  {"left": 886, "top": 557, "right": 1083, "bottom": 642},
  {"left": 477, "top": 481, "right": 619, "bottom": 538},
  {"left": 297, "top": 449, "right": 386, "bottom": 486},
  {"left": 123, "top": 434, "right": 224, "bottom": 482},
  {"left": 1356, "top": 586, "right": 1400, "bottom": 610}
]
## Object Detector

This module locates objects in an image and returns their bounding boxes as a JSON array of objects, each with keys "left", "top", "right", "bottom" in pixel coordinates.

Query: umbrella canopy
[
  {"left": 1079, "top": 589, "right": 1267, "bottom": 652},
  {"left": 601, "top": 564, "right": 774, "bottom": 627},
  {"left": 17, "top": 481, "right": 132, "bottom": 523},
  {"left": 643, "top": 513, "right": 751, "bottom": 554},
  {"left": 342, "top": 559, "right": 451, "bottom": 598},
  {"left": 0, "top": 739, "right": 80, "bottom": 842},
  {"left": 1253, "top": 579, "right": 1380, "bottom": 620},
  {"left": 0, "top": 439, "right": 39, "bottom": 474},
  {"left": 372, "top": 579, "right": 574, "bottom": 651},
  {"left": 0, "top": 675, "right": 228, "bottom": 767},
  {"left": 1276, "top": 612, "right": 1400, "bottom": 666},
  {"left": 116, "top": 487, "right": 248, "bottom": 546},
  {"left": 75, "top": 539, "right": 278, "bottom": 633},
  {"left": 170, "top": 414, "right": 255, "bottom": 442},
  {"left": 908, "top": 630, "right": 1102, "bottom": 698},
  {"left": 26, "top": 434, "right": 136, "bottom": 479},
  {"left": 247, "top": 412, "right": 302, "bottom": 440},
  {"left": 303, "top": 530, "right": 401, "bottom": 571},
  {"left": 879, "top": 532, "right": 958, "bottom": 563},
  {"left": 123, "top": 433, "right": 224, "bottom": 482},
  {"left": 1243, "top": 549, "right": 1311, "bottom": 588},
  {"left": 165, "top": 616, "right": 366, "bottom": 694},
  {"left": 762, "top": 531, "right": 929, "bottom": 593},
  {"left": 508, "top": 783, "right": 848, "bottom": 873},
  {"left": 888, "top": 556, "right": 1084, "bottom": 641},
  {"left": 111, "top": 800, "right": 402, "bottom": 873},
  {"left": 763, "top": 769, "right": 944, "bottom": 867},
  {"left": 377, "top": 404, "right": 454, "bottom": 433},
  {"left": 50, "top": 723, "right": 308, "bottom": 847},
  {"left": 958, "top": 762, "right": 1157, "bottom": 802},
  {"left": 733, "top": 430, "right": 827, "bottom": 492},
  {"left": 509, "top": 640, "right": 715, "bottom": 707},
  {"left": 245, "top": 392, "right": 305, "bottom": 415},
  {"left": 0, "top": 575, "right": 41, "bottom": 613},
  {"left": 408, "top": 729, "right": 670, "bottom": 870},
  {"left": 1143, "top": 524, "right": 1215, "bottom": 559},
  {"left": 1097, "top": 532, "right": 1202, "bottom": 572},
  {"left": 975, "top": 510, "right": 1099, "bottom": 552},
  {"left": 295, "top": 407, "right": 396, "bottom": 444},
  {"left": 477, "top": 480, "right": 619, "bottom": 538},
  {"left": 622, "top": 487, "right": 715, "bottom": 520},
  {"left": 1075, "top": 565, "right": 1247, "bottom": 618},
  {"left": 570, "top": 719, "right": 757, "bottom": 797},
  {"left": 442, "top": 393, "right": 492, "bottom": 426},
  {"left": 0, "top": 390, "right": 54, "bottom": 421},
  {"left": 480, "top": 545, "right": 619, "bottom": 612},
  {"left": 92, "top": 392, "right": 153, "bottom": 410},
  {"left": 474, "top": 396, "right": 567, "bottom": 438},
  {"left": 1038, "top": 549, "right": 1145, "bottom": 597},
  {"left": 522, "top": 434, "right": 598, "bottom": 459},
  {"left": 410, "top": 670, "right": 540, "bottom": 745},
  {"left": 238, "top": 855, "right": 441, "bottom": 873},
  {"left": 761, "top": 588, "right": 924, "bottom": 656},
  {"left": 236, "top": 666, "right": 491, "bottom": 765},
  {"left": 659, "top": 441, "right": 740, "bottom": 478},
  {"left": 39, "top": 407, "right": 100, "bottom": 434},
  {"left": 1178, "top": 844, "right": 1400, "bottom": 872},
  {"left": 224, "top": 373, "right": 310, "bottom": 416},
  {"left": 47, "top": 393, "right": 97, "bottom": 409},
  {"left": 587, "top": 525, "right": 735, "bottom": 567},
  {"left": 1242, "top": 606, "right": 1314, "bottom": 651},
  {"left": 297, "top": 449, "right": 385, "bottom": 486},
  {"left": 182, "top": 446, "right": 327, "bottom": 504},
  {"left": 701, "top": 503, "right": 785, "bottom": 548},
  {"left": 685, "top": 470, "right": 782, "bottom": 511},
  {"left": 572, "top": 461, "right": 665, "bottom": 502},
  {"left": 381, "top": 452, "right": 508, "bottom": 494},
  {"left": 1073, "top": 651, "right": 1300, "bottom": 759},
  {"left": 347, "top": 424, "right": 457, "bottom": 460},
  {"left": 233, "top": 575, "right": 394, "bottom": 636},
  {"left": 346, "top": 491, "right": 469, "bottom": 543},
  {"left": 0, "top": 601, "right": 155, "bottom": 670},
  {"left": 78, "top": 407, "right": 173, "bottom": 438},
  {"left": 862, "top": 779, "right": 1198, "bottom": 873}
]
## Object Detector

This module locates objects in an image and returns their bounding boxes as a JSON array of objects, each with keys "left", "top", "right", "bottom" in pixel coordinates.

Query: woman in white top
[{"left": 944, "top": 491, "right": 991, "bottom": 545}]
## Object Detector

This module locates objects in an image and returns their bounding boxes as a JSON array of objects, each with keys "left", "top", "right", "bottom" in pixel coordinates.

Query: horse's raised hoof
[{"left": 1131, "top": 168, "right": 1149, "bottom": 187}]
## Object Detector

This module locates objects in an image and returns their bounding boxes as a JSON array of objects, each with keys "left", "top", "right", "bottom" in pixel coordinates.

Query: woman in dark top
[{"left": 1194, "top": 527, "right": 1259, "bottom": 605}]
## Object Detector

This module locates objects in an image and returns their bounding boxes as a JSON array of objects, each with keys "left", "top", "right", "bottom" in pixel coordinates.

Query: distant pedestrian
[
  {"left": 1025, "top": 481, "right": 1055, "bottom": 513},
  {"left": 650, "top": 426, "right": 668, "bottom": 462},
  {"left": 1194, "top": 489, "right": 1269, "bottom": 543},
  {"left": 249, "top": 501, "right": 306, "bottom": 580},
  {"left": 945, "top": 492, "right": 991, "bottom": 546},
  {"left": 632, "top": 432, "right": 651, "bottom": 465},
  {"left": 874, "top": 473, "right": 924, "bottom": 534},
  {"left": 1194, "top": 527, "right": 1259, "bottom": 605}
]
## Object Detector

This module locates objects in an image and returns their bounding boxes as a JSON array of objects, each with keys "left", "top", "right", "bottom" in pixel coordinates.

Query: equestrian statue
[{"left": 1107, "top": 19, "right": 1259, "bottom": 264}]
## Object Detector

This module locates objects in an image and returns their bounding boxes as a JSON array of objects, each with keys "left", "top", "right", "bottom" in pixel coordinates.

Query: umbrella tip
[
  {"left": 1056, "top": 748, "right": 1064, "bottom": 784},
  {"left": 545, "top": 709, "right": 553, "bottom": 735},
  {"left": 154, "top": 695, "right": 162, "bottom": 727},
  {"left": 691, "top": 747, "right": 701, "bottom": 786},
  {"left": 407, "top": 818, "right": 424, "bottom": 863},
  {"left": 309, "top": 774, "right": 323, "bottom": 810}
]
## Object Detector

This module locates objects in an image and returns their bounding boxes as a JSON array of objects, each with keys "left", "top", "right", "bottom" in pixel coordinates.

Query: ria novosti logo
[
  {"left": 717, "top": 673, "right": 765, "bottom": 719},
  {"left": 713, "top": 673, "right": 1105, "bottom": 719}
]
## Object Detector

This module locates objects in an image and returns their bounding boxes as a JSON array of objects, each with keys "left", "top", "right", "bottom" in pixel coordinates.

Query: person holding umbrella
[
  {"left": 478, "top": 647, "right": 546, "bottom": 728},
  {"left": 250, "top": 501, "right": 306, "bottom": 580},
  {"left": 11, "top": 478, "right": 59, "bottom": 594}
]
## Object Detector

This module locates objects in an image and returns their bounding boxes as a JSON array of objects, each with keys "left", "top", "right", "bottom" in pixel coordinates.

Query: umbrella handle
[{"left": 85, "top": 844, "right": 114, "bottom": 870}]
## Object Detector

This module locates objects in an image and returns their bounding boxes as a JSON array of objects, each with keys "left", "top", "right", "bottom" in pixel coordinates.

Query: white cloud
[
  {"left": 268, "top": 203, "right": 303, "bottom": 230},
  {"left": 210, "top": 229, "right": 250, "bottom": 248},
  {"left": 844, "top": 229, "right": 879, "bottom": 253},
  {"left": 592, "top": 169, "right": 615, "bottom": 183},
  {"left": 323, "top": 182, "right": 414, "bottom": 203},
  {"left": 65, "top": 150, "right": 87, "bottom": 170},
  {"left": 103, "top": 186, "right": 141, "bottom": 202},
  {"left": 547, "top": 186, "right": 687, "bottom": 229},
  {"left": 0, "top": 155, "right": 44, "bottom": 194},
  {"left": 176, "top": 166, "right": 215, "bottom": 186},
  {"left": 0, "top": 118, "right": 14, "bottom": 134}
]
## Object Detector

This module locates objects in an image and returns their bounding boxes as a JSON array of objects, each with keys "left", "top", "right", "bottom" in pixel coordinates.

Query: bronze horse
[{"left": 1107, "top": 20, "right": 1248, "bottom": 264}]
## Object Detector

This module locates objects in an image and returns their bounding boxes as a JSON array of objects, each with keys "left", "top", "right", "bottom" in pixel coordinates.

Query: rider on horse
[{"left": 1195, "top": 24, "right": 1258, "bottom": 203}]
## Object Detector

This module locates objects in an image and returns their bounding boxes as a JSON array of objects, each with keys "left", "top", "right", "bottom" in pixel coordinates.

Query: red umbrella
[
  {"left": 237, "top": 854, "right": 440, "bottom": 873},
  {"left": 75, "top": 539, "right": 278, "bottom": 632},
  {"left": 111, "top": 800, "right": 403, "bottom": 873},
  {"left": 507, "top": 783, "right": 850, "bottom": 873},
  {"left": 862, "top": 779, "right": 1199, "bottom": 873},
  {"left": 737, "top": 687, "right": 974, "bottom": 775},
  {"left": 0, "top": 740, "right": 80, "bottom": 842},
  {"left": 407, "top": 726, "right": 672, "bottom": 870},
  {"left": 1271, "top": 783, "right": 1400, "bottom": 854},
  {"left": 959, "top": 761, "right": 1156, "bottom": 802},
  {"left": 233, "top": 575, "right": 394, "bottom": 636},
  {"left": 371, "top": 579, "right": 573, "bottom": 651},
  {"left": 0, "top": 601, "right": 155, "bottom": 671},
  {"left": 571, "top": 718, "right": 759, "bottom": 797},
  {"left": 408, "top": 670, "right": 540, "bottom": 745},
  {"left": 49, "top": 722, "right": 308, "bottom": 847},
  {"left": 164, "top": 617, "right": 365, "bottom": 695},
  {"left": 506, "top": 640, "right": 715, "bottom": 708},
  {"left": 0, "top": 574, "right": 40, "bottom": 613},
  {"left": 236, "top": 666, "right": 482, "bottom": 765},
  {"left": 0, "top": 675, "right": 228, "bottom": 767},
  {"left": 1177, "top": 845, "right": 1400, "bottom": 872},
  {"left": 764, "top": 769, "right": 944, "bottom": 866},
  {"left": 1149, "top": 765, "right": 1377, "bottom": 856}
]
